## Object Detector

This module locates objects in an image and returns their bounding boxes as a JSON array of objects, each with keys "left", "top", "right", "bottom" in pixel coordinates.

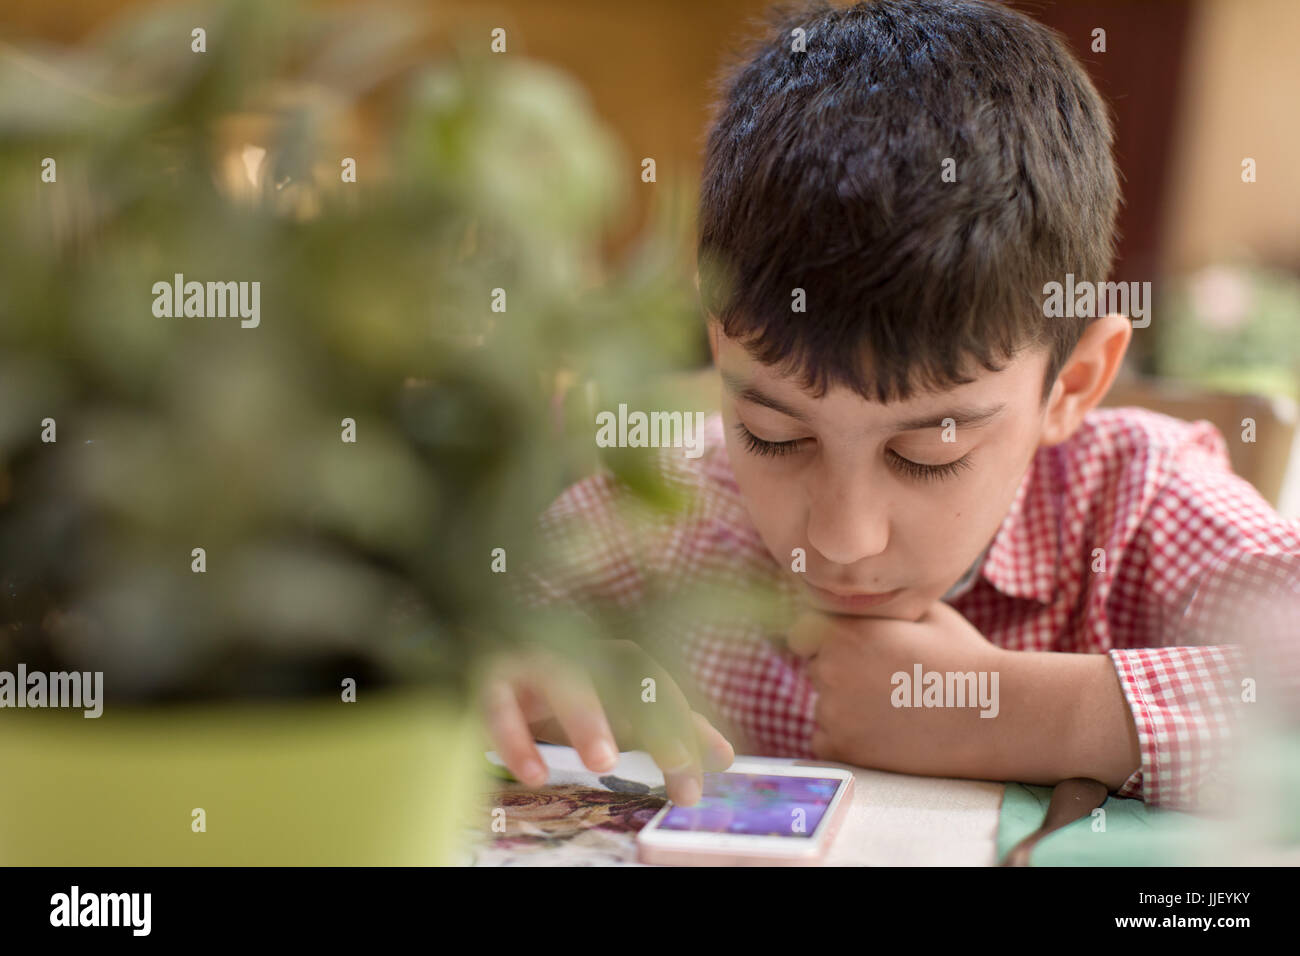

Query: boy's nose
[{"left": 804, "top": 479, "right": 890, "bottom": 566}]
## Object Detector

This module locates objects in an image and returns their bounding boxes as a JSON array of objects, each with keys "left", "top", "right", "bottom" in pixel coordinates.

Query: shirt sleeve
[
  {"left": 514, "top": 440, "right": 817, "bottom": 758},
  {"left": 1107, "top": 422, "right": 1300, "bottom": 810},
  {"left": 514, "top": 470, "right": 649, "bottom": 614},
  {"left": 516, "top": 433, "right": 719, "bottom": 615}
]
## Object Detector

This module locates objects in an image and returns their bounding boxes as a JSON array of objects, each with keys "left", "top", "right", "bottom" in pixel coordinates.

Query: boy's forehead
[{"left": 715, "top": 330, "right": 1044, "bottom": 428}]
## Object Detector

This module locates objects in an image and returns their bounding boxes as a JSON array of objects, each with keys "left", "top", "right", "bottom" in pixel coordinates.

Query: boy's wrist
[{"left": 1000, "top": 648, "right": 1140, "bottom": 789}]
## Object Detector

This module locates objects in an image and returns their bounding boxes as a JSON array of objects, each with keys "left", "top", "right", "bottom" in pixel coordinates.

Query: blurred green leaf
[{"left": 0, "top": 0, "right": 713, "bottom": 704}]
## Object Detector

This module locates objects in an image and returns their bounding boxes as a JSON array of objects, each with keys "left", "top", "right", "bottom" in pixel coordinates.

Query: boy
[{"left": 480, "top": 0, "right": 1300, "bottom": 811}]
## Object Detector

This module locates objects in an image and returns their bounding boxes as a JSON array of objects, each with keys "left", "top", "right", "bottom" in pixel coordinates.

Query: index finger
[
  {"left": 588, "top": 642, "right": 706, "bottom": 805},
  {"left": 629, "top": 671, "right": 705, "bottom": 807},
  {"left": 643, "top": 712, "right": 704, "bottom": 806}
]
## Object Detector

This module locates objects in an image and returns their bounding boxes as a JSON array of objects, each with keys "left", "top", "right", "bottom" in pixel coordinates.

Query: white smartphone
[{"left": 636, "top": 762, "right": 855, "bottom": 866}]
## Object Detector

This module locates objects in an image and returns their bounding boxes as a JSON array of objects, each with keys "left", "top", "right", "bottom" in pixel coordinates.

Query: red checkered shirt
[{"left": 525, "top": 406, "right": 1300, "bottom": 810}]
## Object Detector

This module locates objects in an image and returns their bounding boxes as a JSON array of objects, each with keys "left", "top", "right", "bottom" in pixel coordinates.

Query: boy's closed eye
[{"left": 731, "top": 421, "right": 974, "bottom": 481}]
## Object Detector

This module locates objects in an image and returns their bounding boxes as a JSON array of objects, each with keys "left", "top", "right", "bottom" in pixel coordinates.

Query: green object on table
[
  {"left": 996, "top": 784, "right": 1207, "bottom": 866},
  {"left": 484, "top": 758, "right": 521, "bottom": 783}
]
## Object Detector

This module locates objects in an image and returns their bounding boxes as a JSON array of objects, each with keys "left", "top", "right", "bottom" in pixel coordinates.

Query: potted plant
[{"left": 0, "top": 0, "right": 701, "bottom": 864}]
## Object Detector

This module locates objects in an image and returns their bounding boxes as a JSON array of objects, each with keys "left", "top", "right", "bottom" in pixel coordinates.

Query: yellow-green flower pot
[{"left": 0, "top": 689, "right": 479, "bottom": 865}]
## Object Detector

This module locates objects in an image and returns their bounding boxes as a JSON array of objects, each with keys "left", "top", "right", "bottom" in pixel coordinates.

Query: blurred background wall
[
  {"left": 5, "top": 0, "right": 1298, "bottom": 511},
  {"left": 6, "top": 0, "right": 1299, "bottom": 268}
]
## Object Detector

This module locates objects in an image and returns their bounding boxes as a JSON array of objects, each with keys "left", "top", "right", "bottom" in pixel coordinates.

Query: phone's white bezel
[{"left": 636, "top": 762, "right": 855, "bottom": 855}]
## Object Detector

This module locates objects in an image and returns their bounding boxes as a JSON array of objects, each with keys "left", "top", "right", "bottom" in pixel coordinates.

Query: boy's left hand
[{"left": 788, "top": 601, "right": 1008, "bottom": 777}]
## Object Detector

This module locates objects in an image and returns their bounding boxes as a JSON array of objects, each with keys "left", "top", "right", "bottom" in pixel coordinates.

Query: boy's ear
[{"left": 1040, "top": 313, "right": 1132, "bottom": 446}]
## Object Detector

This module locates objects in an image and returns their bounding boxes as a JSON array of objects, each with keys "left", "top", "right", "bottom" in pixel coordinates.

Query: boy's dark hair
[{"left": 697, "top": 0, "right": 1120, "bottom": 404}]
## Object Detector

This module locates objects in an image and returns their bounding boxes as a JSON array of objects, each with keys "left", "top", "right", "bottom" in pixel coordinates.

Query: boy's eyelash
[
  {"left": 884, "top": 448, "right": 974, "bottom": 481},
  {"left": 734, "top": 423, "right": 802, "bottom": 457},
  {"left": 733, "top": 423, "right": 973, "bottom": 480}
]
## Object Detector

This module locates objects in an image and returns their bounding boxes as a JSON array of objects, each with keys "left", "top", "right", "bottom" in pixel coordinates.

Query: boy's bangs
[{"left": 703, "top": 248, "right": 1027, "bottom": 405}]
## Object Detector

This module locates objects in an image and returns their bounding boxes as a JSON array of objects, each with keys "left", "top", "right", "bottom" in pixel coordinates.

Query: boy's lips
[{"left": 802, "top": 580, "right": 902, "bottom": 611}]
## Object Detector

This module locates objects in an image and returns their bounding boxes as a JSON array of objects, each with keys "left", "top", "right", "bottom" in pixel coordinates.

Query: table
[{"left": 462, "top": 745, "right": 1004, "bottom": 866}]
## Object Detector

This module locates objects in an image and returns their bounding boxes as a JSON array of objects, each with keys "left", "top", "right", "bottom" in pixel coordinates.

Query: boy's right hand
[{"left": 479, "top": 639, "right": 735, "bottom": 806}]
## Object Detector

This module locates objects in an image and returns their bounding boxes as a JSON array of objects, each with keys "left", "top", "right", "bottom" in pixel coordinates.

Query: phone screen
[{"left": 655, "top": 772, "right": 843, "bottom": 838}]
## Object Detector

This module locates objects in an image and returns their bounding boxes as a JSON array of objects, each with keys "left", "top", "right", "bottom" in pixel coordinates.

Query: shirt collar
[{"left": 976, "top": 447, "right": 1061, "bottom": 604}]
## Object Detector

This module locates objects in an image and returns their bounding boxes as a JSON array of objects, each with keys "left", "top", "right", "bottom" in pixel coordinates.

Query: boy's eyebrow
[
  {"left": 889, "top": 404, "right": 1006, "bottom": 432},
  {"left": 719, "top": 369, "right": 1005, "bottom": 431},
  {"left": 720, "top": 370, "right": 811, "bottom": 422}
]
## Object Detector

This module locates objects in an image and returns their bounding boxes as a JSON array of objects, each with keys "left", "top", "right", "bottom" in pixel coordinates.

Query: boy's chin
[{"left": 826, "top": 602, "right": 928, "bottom": 623}]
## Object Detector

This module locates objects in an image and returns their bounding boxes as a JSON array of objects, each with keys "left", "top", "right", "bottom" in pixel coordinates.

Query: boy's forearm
[{"left": 992, "top": 648, "right": 1141, "bottom": 790}]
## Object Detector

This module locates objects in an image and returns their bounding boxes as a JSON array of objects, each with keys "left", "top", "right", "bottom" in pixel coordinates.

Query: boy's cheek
[
  {"left": 725, "top": 454, "right": 786, "bottom": 529},
  {"left": 731, "top": 473, "right": 806, "bottom": 565}
]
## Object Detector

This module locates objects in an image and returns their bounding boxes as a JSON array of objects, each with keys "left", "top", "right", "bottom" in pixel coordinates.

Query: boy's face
[{"left": 713, "top": 325, "right": 1054, "bottom": 623}]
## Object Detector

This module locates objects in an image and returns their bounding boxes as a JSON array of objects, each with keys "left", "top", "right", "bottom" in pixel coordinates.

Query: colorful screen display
[{"left": 656, "top": 772, "right": 842, "bottom": 838}]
